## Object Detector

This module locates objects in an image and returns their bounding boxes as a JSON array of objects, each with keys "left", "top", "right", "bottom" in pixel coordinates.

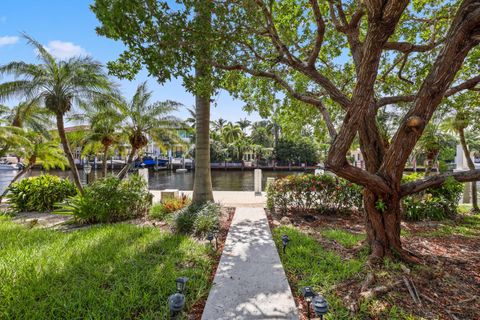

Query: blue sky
[{"left": 0, "top": 0, "right": 261, "bottom": 123}]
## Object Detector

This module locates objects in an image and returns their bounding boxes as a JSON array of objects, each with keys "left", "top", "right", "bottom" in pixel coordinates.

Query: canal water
[{"left": 0, "top": 169, "right": 305, "bottom": 194}]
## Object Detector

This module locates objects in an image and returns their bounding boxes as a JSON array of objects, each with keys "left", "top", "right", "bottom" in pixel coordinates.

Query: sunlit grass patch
[
  {"left": 420, "top": 215, "right": 480, "bottom": 237},
  {"left": 273, "top": 226, "right": 366, "bottom": 318},
  {"left": 320, "top": 228, "right": 366, "bottom": 248},
  {"left": 0, "top": 219, "right": 213, "bottom": 319}
]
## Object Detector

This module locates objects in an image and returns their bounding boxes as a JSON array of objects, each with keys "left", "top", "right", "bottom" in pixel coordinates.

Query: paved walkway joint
[{"left": 202, "top": 207, "right": 299, "bottom": 320}]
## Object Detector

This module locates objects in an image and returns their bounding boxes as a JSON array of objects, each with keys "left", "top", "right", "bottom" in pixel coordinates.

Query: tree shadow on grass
[{"left": 0, "top": 222, "right": 212, "bottom": 320}]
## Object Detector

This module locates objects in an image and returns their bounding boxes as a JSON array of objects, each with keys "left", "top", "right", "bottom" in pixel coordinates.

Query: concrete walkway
[
  {"left": 201, "top": 207, "right": 299, "bottom": 320},
  {"left": 151, "top": 190, "right": 266, "bottom": 208}
]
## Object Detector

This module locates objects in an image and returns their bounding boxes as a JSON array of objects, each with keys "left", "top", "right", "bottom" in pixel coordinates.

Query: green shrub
[
  {"left": 56, "top": 175, "right": 152, "bottom": 223},
  {"left": 171, "top": 205, "right": 199, "bottom": 234},
  {"left": 267, "top": 174, "right": 363, "bottom": 214},
  {"left": 149, "top": 196, "right": 190, "bottom": 221},
  {"left": 193, "top": 202, "right": 221, "bottom": 237},
  {"left": 6, "top": 174, "right": 77, "bottom": 212},
  {"left": 402, "top": 173, "right": 463, "bottom": 221},
  {"left": 171, "top": 202, "right": 221, "bottom": 235}
]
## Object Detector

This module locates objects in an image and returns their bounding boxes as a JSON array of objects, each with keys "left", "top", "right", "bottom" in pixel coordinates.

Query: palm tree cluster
[
  {"left": 208, "top": 118, "right": 276, "bottom": 163},
  {"left": 0, "top": 35, "right": 184, "bottom": 194}
]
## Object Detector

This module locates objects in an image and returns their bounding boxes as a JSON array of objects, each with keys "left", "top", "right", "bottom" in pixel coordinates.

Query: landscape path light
[
  {"left": 176, "top": 276, "right": 188, "bottom": 293},
  {"left": 83, "top": 159, "right": 92, "bottom": 185},
  {"left": 301, "top": 286, "right": 317, "bottom": 320},
  {"left": 312, "top": 295, "right": 328, "bottom": 320},
  {"left": 281, "top": 234, "right": 290, "bottom": 254},
  {"left": 207, "top": 232, "right": 214, "bottom": 247},
  {"left": 168, "top": 277, "right": 188, "bottom": 319}
]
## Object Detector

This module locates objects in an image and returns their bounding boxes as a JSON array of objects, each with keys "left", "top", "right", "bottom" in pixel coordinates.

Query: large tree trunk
[
  {"left": 117, "top": 146, "right": 136, "bottom": 180},
  {"left": 192, "top": 3, "right": 214, "bottom": 204},
  {"left": 192, "top": 93, "right": 214, "bottom": 204},
  {"left": 459, "top": 128, "right": 479, "bottom": 211},
  {"left": 363, "top": 188, "right": 418, "bottom": 264},
  {"left": 56, "top": 113, "right": 84, "bottom": 193}
]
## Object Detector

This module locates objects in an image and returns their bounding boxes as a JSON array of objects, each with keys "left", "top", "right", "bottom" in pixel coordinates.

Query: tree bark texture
[
  {"left": 192, "top": 2, "right": 214, "bottom": 204},
  {"left": 56, "top": 113, "right": 84, "bottom": 193}
]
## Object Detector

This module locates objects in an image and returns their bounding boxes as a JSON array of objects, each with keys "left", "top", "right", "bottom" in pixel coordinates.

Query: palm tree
[
  {"left": 222, "top": 123, "right": 243, "bottom": 144},
  {"left": 0, "top": 132, "right": 67, "bottom": 200},
  {"left": 212, "top": 118, "right": 227, "bottom": 131},
  {"left": 442, "top": 110, "right": 479, "bottom": 212},
  {"left": 0, "top": 34, "right": 115, "bottom": 193},
  {"left": 185, "top": 107, "right": 196, "bottom": 129},
  {"left": 116, "top": 82, "right": 183, "bottom": 179},
  {"left": 0, "top": 100, "right": 52, "bottom": 156},
  {"left": 236, "top": 118, "right": 251, "bottom": 133},
  {"left": 71, "top": 100, "right": 125, "bottom": 177}
]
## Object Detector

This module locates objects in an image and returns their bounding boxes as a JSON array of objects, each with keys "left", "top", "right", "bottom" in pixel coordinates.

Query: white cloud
[
  {"left": 0, "top": 36, "right": 19, "bottom": 46},
  {"left": 43, "top": 40, "right": 88, "bottom": 59}
]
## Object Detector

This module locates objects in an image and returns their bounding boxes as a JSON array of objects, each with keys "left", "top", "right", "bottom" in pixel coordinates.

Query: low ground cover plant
[
  {"left": 149, "top": 195, "right": 190, "bottom": 221},
  {"left": 171, "top": 201, "right": 221, "bottom": 235},
  {"left": 6, "top": 174, "right": 77, "bottom": 212},
  {"left": 267, "top": 174, "right": 363, "bottom": 214},
  {"left": 56, "top": 175, "right": 152, "bottom": 223}
]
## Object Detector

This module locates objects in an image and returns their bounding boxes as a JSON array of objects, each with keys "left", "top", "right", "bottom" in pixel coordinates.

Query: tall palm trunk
[
  {"left": 458, "top": 128, "right": 479, "bottom": 211},
  {"left": 192, "top": 3, "right": 213, "bottom": 204},
  {"left": 102, "top": 144, "right": 109, "bottom": 177},
  {"left": 56, "top": 113, "right": 83, "bottom": 193},
  {"left": 117, "top": 147, "right": 136, "bottom": 180}
]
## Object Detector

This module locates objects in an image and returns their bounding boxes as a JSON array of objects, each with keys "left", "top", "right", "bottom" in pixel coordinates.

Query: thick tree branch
[
  {"left": 307, "top": 0, "right": 326, "bottom": 66},
  {"left": 384, "top": 39, "right": 444, "bottom": 53},
  {"left": 380, "top": 0, "right": 480, "bottom": 181},
  {"left": 377, "top": 74, "right": 480, "bottom": 107},
  {"left": 326, "top": 162, "right": 392, "bottom": 194},
  {"left": 213, "top": 62, "right": 337, "bottom": 138},
  {"left": 400, "top": 169, "right": 480, "bottom": 196}
]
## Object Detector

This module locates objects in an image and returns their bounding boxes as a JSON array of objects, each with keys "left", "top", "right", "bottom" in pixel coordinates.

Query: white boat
[{"left": 0, "top": 163, "right": 21, "bottom": 170}]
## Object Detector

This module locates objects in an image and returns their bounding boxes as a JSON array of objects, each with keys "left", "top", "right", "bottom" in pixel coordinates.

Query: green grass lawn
[
  {"left": 273, "top": 226, "right": 417, "bottom": 320},
  {"left": 273, "top": 226, "right": 367, "bottom": 319},
  {"left": 0, "top": 217, "right": 213, "bottom": 319}
]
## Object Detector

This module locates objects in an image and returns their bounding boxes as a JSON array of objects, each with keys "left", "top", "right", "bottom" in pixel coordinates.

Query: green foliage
[
  {"left": 149, "top": 196, "right": 190, "bottom": 221},
  {"left": 0, "top": 219, "right": 213, "bottom": 318},
  {"left": 267, "top": 174, "right": 363, "bottom": 214},
  {"left": 171, "top": 202, "right": 221, "bottom": 236},
  {"left": 402, "top": 173, "right": 463, "bottom": 221},
  {"left": 193, "top": 202, "right": 221, "bottom": 237},
  {"left": 171, "top": 205, "right": 200, "bottom": 234},
  {"left": 56, "top": 175, "right": 151, "bottom": 223},
  {"left": 7, "top": 175, "right": 77, "bottom": 212},
  {"left": 273, "top": 226, "right": 365, "bottom": 319},
  {"left": 320, "top": 229, "right": 366, "bottom": 249},
  {"left": 274, "top": 137, "right": 318, "bottom": 164}
]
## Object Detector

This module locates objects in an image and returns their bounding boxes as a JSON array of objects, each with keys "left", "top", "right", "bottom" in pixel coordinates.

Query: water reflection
[{"left": 0, "top": 169, "right": 304, "bottom": 193}]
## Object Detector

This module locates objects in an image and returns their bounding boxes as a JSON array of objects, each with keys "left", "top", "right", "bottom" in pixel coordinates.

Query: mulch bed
[{"left": 267, "top": 208, "right": 480, "bottom": 320}]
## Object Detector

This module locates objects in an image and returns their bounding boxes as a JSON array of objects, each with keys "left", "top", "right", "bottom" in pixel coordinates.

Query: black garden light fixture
[
  {"left": 312, "top": 295, "right": 329, "bottom": 320},
  {"left": 83, "top": 159, "right": 92, "bottom": 184},
  {"left": 301, "top": 286, "right": 317, "bottom": 320},
  {"left": 207, "top": 232, "right": 214, "bottom": 246},
  {"left": 281, "top": 234, "right": 290, "bottom": 254},
  {"left": 168, "top": 277, "right": 189, "bottom": 319},
  {"left": 175, "top": 276, "right": 188, "bottom": 293}
]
